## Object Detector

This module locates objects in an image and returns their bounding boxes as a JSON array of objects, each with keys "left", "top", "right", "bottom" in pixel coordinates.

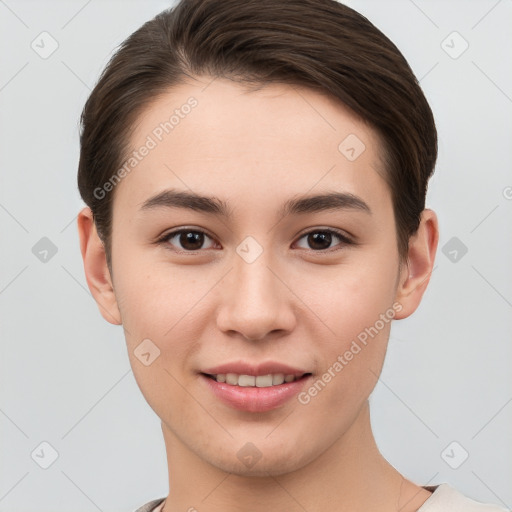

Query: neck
[{"left": 160, "top": 401, "right": 430, "bottom": 512}]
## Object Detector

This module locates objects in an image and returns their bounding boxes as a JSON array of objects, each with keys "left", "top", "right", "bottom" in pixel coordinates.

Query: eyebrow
[{"left": 138, "top": 188, "right": 372, "bottom": 218}]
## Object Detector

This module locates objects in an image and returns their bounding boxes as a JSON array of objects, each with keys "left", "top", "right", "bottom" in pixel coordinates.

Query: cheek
[
  {"left": 118, "top": 276, "right": 204, "bottom": 369},
  {"left": 296, "top": 256, "right": 397, "bottom": 400},
  {"left": 115, "top": 264, "right": 203, "bottom": 416},
  {"left": 300, "top": 254, "right": 398, "bottom": 341},
  {"left": 113, "top": 248, "right": 203, "bottom": 337},
  {"left": 112, "top": 255, "right": 213, "bottom": 403}
]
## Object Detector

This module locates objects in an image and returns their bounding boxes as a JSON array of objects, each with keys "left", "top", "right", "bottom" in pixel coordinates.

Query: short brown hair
[{"left": 77, "top": 0, "right": 437, "bottom": 274}]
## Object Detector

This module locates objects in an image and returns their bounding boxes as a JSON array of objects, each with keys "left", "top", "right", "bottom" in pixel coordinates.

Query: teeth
[
  {"left": 213, "top": 373, "right": 299, "bottom": 387},
  {"left": 272, "top": 374, "right": 285, "bottom": 385},
  {"left": 238, "top": 375, "right": 255, "bottom": 387}
]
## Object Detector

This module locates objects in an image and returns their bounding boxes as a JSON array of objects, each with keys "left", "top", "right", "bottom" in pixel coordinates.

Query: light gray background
[{"left": 0, "top": 1, "right": 511, "bottom": 511}]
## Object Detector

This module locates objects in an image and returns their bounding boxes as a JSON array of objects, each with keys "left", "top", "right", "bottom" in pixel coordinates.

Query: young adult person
[{"left": 76, "top": 1, "right": 509, "bottom": 511}]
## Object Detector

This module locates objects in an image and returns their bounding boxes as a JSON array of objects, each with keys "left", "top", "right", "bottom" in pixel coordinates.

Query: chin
[{"left": 206, "top": 442, "right": 317, "bottom": 478}]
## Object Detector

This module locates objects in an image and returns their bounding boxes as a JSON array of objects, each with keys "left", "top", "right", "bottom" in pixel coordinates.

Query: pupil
[
  {"left": 309, "top": 232, "right": 331, "bottom": 250},
  {"left": 181, "top": 231, "right": 203, "bottom": 250}
]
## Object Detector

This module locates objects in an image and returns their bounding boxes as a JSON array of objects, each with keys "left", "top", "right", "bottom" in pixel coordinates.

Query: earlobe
[
  {"left": 394, "top": 209, "right": 439, "bottom": 320},
  {"left": 77, "top": 206, "right": 122, "bottom": 325}
]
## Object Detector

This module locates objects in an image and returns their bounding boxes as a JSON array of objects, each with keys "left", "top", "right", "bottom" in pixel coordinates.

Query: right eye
[{"left": 156, "top": 228, "right": 218, "bottom": 252}]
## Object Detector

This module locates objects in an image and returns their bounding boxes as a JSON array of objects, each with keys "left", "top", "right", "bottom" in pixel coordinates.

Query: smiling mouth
[{"left": 201, "top": 372, "right": 312, "bottom": 387}]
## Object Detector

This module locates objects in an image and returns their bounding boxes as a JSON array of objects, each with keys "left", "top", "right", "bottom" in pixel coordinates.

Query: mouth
[
  {"left": 201, "top": 372, "right": 312, "bottom": 387},
  {"left": 199, "top": 370, "right": 314, "bottom": 412}
]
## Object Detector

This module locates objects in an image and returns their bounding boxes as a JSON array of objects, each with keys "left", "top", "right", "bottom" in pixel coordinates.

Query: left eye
[
  {"left": 295, "top": 229, "right": 352, "bottom": 251},
  {"left": 157, "top": 228, "right": 352, "bottom": 252}
]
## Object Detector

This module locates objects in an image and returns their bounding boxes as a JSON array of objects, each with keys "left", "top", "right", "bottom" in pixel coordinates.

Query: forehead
[{"left": 113, "top": 77, "right": 390, "bottom": 218}]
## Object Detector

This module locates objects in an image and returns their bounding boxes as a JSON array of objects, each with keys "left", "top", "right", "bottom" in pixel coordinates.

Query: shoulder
[
  {"left": 133, "top": 497, "right": 166, "bottom": 512},
  {"left": 419, "top": 483, "right": 510, "bottom": 512}
]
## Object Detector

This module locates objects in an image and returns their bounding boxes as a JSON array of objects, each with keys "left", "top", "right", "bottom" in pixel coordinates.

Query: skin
[{"left": 78, "top": 77, "right": 438, "bottom": 512}]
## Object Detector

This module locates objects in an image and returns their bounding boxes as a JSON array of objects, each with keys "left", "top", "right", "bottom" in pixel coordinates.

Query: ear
[
  {"left": 394, "top": 209, "right": 439, "bottom": 319},
  {"left": 77, "top": 206, "right": 122, "bottom": 325}
]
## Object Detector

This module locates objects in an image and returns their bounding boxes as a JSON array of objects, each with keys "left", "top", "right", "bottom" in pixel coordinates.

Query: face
[{"left": 103, "top": 77, "right": 408, "bottom": 476}]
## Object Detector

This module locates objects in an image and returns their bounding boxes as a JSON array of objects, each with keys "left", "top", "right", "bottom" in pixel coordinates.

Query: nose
[{"left": 215, "top": 251, "right": 296, "bottom": 341}]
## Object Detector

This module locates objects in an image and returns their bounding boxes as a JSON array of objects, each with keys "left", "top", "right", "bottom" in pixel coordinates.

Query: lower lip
[{"left": 201, "top": 374, "right": 312, "bottom": 412}]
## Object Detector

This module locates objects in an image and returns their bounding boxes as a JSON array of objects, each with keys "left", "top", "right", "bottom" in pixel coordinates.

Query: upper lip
[{"left": 201, "top": 361, "right": 310, "bottom": 378}]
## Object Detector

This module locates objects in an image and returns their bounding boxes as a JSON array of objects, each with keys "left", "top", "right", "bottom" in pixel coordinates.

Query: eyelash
[{"left": 155, "top": 227, "right": 354, "bottom": 254}]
